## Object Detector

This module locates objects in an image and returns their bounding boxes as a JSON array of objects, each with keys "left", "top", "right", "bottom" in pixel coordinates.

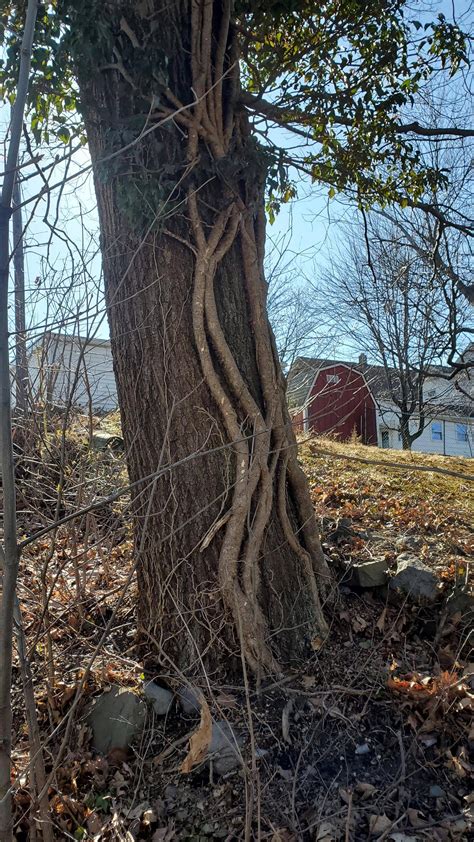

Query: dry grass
[
  {"left": 299, "top": 435, "right": 473, "bottom": 582},
  {"left": 7, "top": 431, "right": 474, "bottom": 840}
]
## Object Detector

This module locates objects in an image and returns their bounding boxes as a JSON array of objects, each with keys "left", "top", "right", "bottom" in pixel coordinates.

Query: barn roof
[{"left": 287, "top": 356, "right": 386, "bottom": 409}]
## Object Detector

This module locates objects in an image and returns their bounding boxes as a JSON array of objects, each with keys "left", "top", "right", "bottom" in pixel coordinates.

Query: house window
[
  {"left": 431, "top": 421, "right": 443, "bottom": 441},
  {"left": 456, "top": 423, "right": 468, "bottom": 442},
  {"left": 326, "top": 374, "right": 340, "bottom": 385}
]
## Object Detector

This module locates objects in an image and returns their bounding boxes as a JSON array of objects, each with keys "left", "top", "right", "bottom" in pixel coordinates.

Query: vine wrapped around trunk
[{"left": 69, "top": 0, "right": 330, "bottom": 675}]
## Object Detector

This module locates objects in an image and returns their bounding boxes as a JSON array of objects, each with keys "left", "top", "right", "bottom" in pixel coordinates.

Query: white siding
[
  {"left": 444, "top": 420, "right": 473, "bottom": 458},
  {"left": 376, "top": 405, "right": 473, "bottom": 458},
  {"left": 28, "top": 335, "right": 117, "bottom": 411}
]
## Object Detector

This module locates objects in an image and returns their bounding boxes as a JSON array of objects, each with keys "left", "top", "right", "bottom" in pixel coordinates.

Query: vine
[{"left": 164, "top": 0, "right": 330, "bottom": 670}]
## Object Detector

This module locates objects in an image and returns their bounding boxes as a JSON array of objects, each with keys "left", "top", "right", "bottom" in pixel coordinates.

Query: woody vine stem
[{"left": 159, "top": 0, "right": 330, "bottom": 671}]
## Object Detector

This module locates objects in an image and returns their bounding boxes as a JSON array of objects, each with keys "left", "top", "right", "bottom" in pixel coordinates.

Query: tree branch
[{"left": 397, "top": 121, "right": 474, "bottom": 139}]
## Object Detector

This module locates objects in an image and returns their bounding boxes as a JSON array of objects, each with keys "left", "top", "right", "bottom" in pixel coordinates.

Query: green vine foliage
[{"left": 0, "top": 0, "right": 469, "bottom": 218}]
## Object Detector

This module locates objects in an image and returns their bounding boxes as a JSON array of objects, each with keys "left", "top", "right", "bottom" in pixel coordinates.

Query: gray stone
[
  {"left": 91, "top": 431, "right": 124, "bottom": 453},
  {"left": 390, "top": 555, "right": 438, "bottom": 601},
  {"left": 143, "top": 681, "right": 173, "bottom": 715},
  {"left": 88, "top": 685, "right": 146, "bottom": 754},
  {"left": 208, "top": 720, "right": 246, "bottom": 775},
  {"left": 178, "top": 684, "right": 202, "bottom": 714},
  {"left": 352, "top": 558, "right": 388, "bottom": 588}
]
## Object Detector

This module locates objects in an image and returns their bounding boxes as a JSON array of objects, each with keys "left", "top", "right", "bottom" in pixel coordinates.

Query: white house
[
  {"left": 27, "top": 332, "right": 117, "bottom": 412},
  {"left": 375, "top": 354, "right": 473, "bottom": 458},
  {"left": 375, "top": 403, "right": 473, "bottom": 458}
]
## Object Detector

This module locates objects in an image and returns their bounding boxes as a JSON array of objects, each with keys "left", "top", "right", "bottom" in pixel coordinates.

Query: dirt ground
[{"left": 10, "top": 436, "right": 474, "bottom": 840}]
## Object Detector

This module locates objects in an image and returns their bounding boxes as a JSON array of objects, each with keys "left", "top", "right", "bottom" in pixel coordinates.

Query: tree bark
[{"left": 71, "top": 0, "right": 329, "bottom": 675}]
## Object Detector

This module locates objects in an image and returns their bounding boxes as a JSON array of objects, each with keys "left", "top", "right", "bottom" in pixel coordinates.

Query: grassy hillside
[{"left": 299, "top": 436, "right": 473, "bottom": 584}]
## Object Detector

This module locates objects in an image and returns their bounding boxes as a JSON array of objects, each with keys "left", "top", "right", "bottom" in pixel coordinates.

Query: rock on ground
[
  {"left": 88, "top": 685, "right": 146, "bottom": 754},
  {"left": 208, "top": 720, "right": 246, "bottom": 775},
  {"left": 143, "top": 680, "right": 174, "bottom": 715},
  {"left": 390, "top": 554, "right": 438, "bottom": 601},
  {"left": 351, "top": 558, "right": 388, "bottom": 588},
  {"left": 178, "top": 685, "right": 202, "bottom": 714}
]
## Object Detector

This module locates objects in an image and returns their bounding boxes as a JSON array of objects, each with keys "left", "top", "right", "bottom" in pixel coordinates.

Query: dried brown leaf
[
  {"left": 315, "top": 821, "right": 338, "bottom": 841},
  {"left": 355, "top": 781, "right": 376, "bottom": 800},
  {"left": 86, "top": 811, "right": 103, "bottom": 836},
  {"left": 407, "top": 808, "right": 425, "bottom": 828},
  {"left": 339, "top": 787, "right": 352, "bottom": 805},
  {"left": 181, "top": 697, "right": 212, "bottom": 774},
  {"left": 215, "top": 692, "right": 238, "bottom": 709},
  {"left": 352, "top": 615, "right": 368, "bottom": 633},
  {"left": 375, "top": 607, "right": 387, "bottom": 632},
  {"left": 369, "top": 814, "right": 392, "bottom": 835}
]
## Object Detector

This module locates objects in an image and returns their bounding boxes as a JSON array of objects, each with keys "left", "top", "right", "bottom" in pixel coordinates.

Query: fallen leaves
[
  {"left": 369, "top": 813, "right": 392, "bottom": 835},
  {"left": 315, "top": 821, "right": 338, "bottom": 841},
  {"left": 375, "top": 606, "right": 387, "bottom": 632},
  {"left": 352, "top": 614, "right": 368, "bottom": 633},
  {"left": 406, "top": 808, "right": 425, "bottom": 828},
  {"left": 387, "top": 670, "right": 459, "bottom": 700},
  {"left": 445, "top": 746, "right": 473, "bottom": 778},
  {"left": 355, "top": 781, "right": 377, "bottom": 799},
  {"left": 387, "top": 668, "right": 474, "bottom": 744}
]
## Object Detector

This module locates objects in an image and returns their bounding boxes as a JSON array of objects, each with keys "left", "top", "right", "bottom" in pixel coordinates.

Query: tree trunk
[
  {"left": 71, "top": 0, "right": 329, "bottom": 675},
  {"left": 400, "top": 414, "right": 412, "bottom": 450}
]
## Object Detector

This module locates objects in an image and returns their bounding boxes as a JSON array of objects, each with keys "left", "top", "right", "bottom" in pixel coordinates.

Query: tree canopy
[{"left": 0, "top": 0, "right": 472, "bottom": 228}]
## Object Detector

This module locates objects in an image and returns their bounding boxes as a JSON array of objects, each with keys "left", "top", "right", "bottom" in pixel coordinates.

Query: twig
[{"left": 345, "top": 789, "right": 353, "bottom": 842}]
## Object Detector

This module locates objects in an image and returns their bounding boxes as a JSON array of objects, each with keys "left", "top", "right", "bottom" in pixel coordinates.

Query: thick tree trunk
[{"left": 71, "top": 0, "right": 329, "bottom": 675}]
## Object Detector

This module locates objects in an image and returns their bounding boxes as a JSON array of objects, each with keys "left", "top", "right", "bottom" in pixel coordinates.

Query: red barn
[{"left": 288, "top": 358, "right": 377, "bottom": 444}]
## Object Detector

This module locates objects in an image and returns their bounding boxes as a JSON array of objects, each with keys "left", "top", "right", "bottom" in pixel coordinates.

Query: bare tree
[
  {"left": 321, "top": 216, "right": 472, "bottom": 449},
  {"left": 265, "top": 245, "right": 335, "bottom": 372}
]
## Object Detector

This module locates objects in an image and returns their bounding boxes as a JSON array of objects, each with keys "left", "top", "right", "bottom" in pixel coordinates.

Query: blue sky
[
  {"left": 3, "top": 110, "right": 343, "bottom": 347},
  {"left": 2, "top": 0, "right": 472, "bottom": 355}
]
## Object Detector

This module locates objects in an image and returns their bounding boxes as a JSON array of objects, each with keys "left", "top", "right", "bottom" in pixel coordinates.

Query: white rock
[{"left": 88, "top": 686, "right": 146, "bottom": 754}]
